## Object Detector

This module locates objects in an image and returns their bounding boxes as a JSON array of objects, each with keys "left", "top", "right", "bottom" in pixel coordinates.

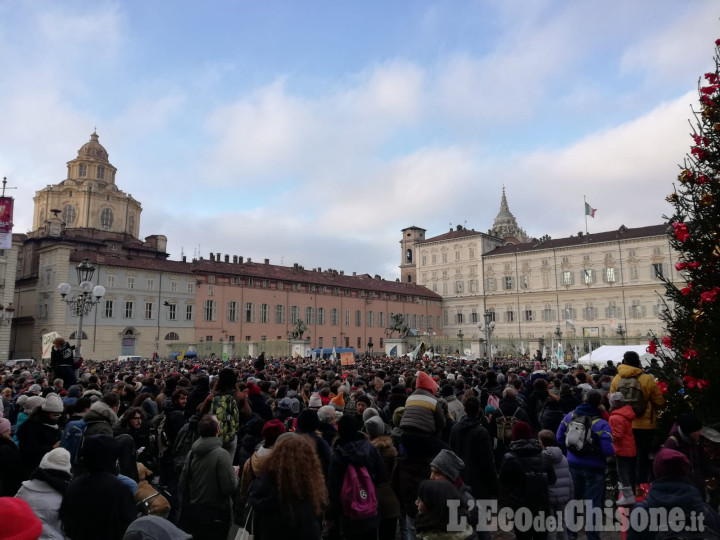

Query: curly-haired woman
[{"left": 249, "top": 433, "right": 327, "bottom": 540}]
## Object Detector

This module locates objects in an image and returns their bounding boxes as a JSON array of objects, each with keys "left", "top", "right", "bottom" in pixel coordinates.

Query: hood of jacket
[
  {"left": 370, "top": 435, "right": 396, "bottom": 455},
  {"left": 83, "top": 401, "right": 118, "bottom": 426},
  {"left": 644, "top": 477, "right": 706, "bottom": 512},
  {"left": 336, "top": 438, "right": 376, "bottom": 466},
  {"left": 191, "top": 435, "right": 223, "bottom": 457},
  {"left": 508, "top": 438, "right": 543, "bottom": 456},
  {"left": 617, "top": 364, "right": 643, "bottom": 378},
  {"left": 453, "top": 415, "right": 484, "bottom": 433},
  {"left": 542, "top": 446, "right": 564, "bottom": 464},
  {"left": 611, "top": 405, "right": 636, "bottom": 422},
  {"left": 574, "top": 403, "right": 602, "bottom": 417}
]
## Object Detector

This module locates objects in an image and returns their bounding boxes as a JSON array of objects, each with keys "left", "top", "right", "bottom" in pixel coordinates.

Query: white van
[
  {"left": 117, "top": 355, "right": 143, "bottom": 363},
  {"left": 5, "top": 359, "right": 35, "bottom": 368}
]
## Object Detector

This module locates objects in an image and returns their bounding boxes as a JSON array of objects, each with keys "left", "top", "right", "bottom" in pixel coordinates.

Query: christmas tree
[{"left": 650, "top": 37, "right": 720, "bottom": 433}]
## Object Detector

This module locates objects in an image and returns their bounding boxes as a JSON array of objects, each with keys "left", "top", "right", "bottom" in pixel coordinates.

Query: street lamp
[
  {"left": 0, "top": 303, "right": 15, "bottom": 327},
  {"left": 617, "top": 324, "right": 626, "bottom": 343},
  {"left": 457, "top": 329, "right": 464, "bottom": 356},
  {"left": 57, "top": 259, "right": 105, "bottom": 359},
  {"left": 554, "top": 326, "right": 563, "bottom": 339},
  {"left": 479, "top": 310, "right": 496, "bottom": 360}
]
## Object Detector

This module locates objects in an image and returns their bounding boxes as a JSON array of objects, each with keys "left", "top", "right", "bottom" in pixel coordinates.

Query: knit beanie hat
[
  {"left": 330, "top": 393, "right": 345, "bottom": 410},
  {"left": 308, "top": 393, "right": 322, "bottom": 408},
  {"left": 67, "top": 385, "right": 83, "bottom": 399},
  {"left": 678, "top": 413, "right": 703, "bottom": 435},
  {"left": 26, "top": 395, "right": 45, "bottom": 411},
  {"left": 261, "top": 419, "right": 286, "bottom": 447},
  {"left": 42, "top": 393, "right": 64, "bottom": 413},
  {"left": 654, "top": 448, "right": 691, "bottom": 478},
  {"left": 28, "top": 384, "right": 42, "bottom": 394},
  {"left": 416, "top": 372, "right": 438, "bottom": 394},
  {"left": 608, "top": 392, "right": 625, "bottom": 406},
  {"left": 392, "top": 406, "right": 406, "bottom": 427},
  {"left": 296, "top": 409, "right": 320, "bottom": 433},
  {"left": 484, "top": 405, "right": 496, "bottom": 417},
  {"left": 278, "top": 397, "right": 294, "bottom": 413},
  {"left": 40, "top": 448, "right": 72, "bottom": 475},
  {"left": 511, "top": 421, "right": 533, "bottom": 441},
  {"left": 16, "top": 394, "right": 28, "bottom": 408},
  {"left": 362, "top": 407, "right": 379, "bottom": 423},
  {"left": 0, "top": 497, "right": 43, "bottom": 540},
  {"left": 246, "top": 382, "right": 261, "bottom": 396},
  {"left": 391, "top": 385, "right": 407, "bottom": 398},
  {"left": 364, "top": 416, "right": 385, "bottom": 439},
  {"left": 0, "top": 417, "right": 10, "bottom": 436},
  {"left": 431, "top": 449, "right": 465, "bottom": 482}
]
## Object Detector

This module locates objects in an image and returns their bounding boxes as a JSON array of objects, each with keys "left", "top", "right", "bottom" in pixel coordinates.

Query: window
[
  {"left": 127, "top": 277, "right": 135, "bottom": 289},
  {"left": 583, "top": 302, "right": 598, "bottom": 320},
  {"left": 455, "top": 281, "right": 464, "bottom": 294},
  {"left": 204, "top": 300, "right": 217, "bottom": 321},
  {"left": 442, "top": 282, "right": 449, "bottom": 295},
  {"left": 521, "top": 275, "right": 529, "bottom": 289},
  {"left": 432, "top": 254, "right": 437, "bottom": 264},
  {"left": 145, "top": 302, "right": 153, "bottom": 319},
  {"left": 524, "top": 309, "right": 533, "bottom": 322},
  {"left": 305, "top": 307, "right": 315, "bottom": 325},
  {"left": 317, "top": 307, "right": 326, "bottom": 325},
  {"left": 542, "top": 272, "right": 551, "bottom": 288},
  {"left": 486, "top": 278, "right": 496, "bottom": 291},
  {"left": 261, "top": 304, "right": 270, "bottom": 323},
  {"left": 167, "top": 303, "right": 177, "bottom": 320},
  {"left": 187, "top": 282, "right": 195, "bottom": 294},
  {"left": 629, "top": 265, "right": 639, "bottom": 280},
  {"left": 78, "top": 164, "right": 87, "bottom": 177},
  {"left": 244, "top": 302, "right": 255, "bottom": 323},
  {"left": 652, "top": 263, "right": 664, "bottom": 280},
  {"left": 170, "top": 280, "right": 178, "bottom": 292},
  {"left": 504, "top": 276, "right": 514, "bottom": 290},
  {"left": 355, "top": 310, "right": 362, "bottom": 326},
  {"left": 104, "top": 300, "right": 114, "bottom": 318},
  {"left": 231, "top": 277, "right": 240, "bottom": 285},
  {"left": 275, "top": 305, "right": 286, "bottom": 324},
  {"left": 165, "top": 332, "right": 179, "bottom": 341},
  {"left": 469, "top": 248, "right": 475, "bottom": 259},
  {"left": 97, "top": 166, "right": 105, "bottom": 180},
  {"left": 124, "top": 301, "right": 134, "bottom": 318},
  {"left": 106, "top": 275, "right": 115, "bottom": 287},
  {"left": 603, "top": 267, "right": 617, "bottom": 283},
  {"left": 564, "top": 304, "right": 577, "bottom": 320},
  {"left": 185, "top": 304, "right": 193, "bottom": 321},
  {"left": 542, "top": 304, "right": 554, "bottom": 321},
  {"left": 443, "top": 310, "right": 449, "bottom": 325},
  {"left": 505, "top": 310, "right": 514, "bottom": 323},
  {"left": 331, "top": 308, "right": 339, "bottom": 326},
  {"left": 456, "top": 312, "right": 464, "bottom": 324},
  {"left": 290, "top": 306, "right": 300, "bottom": 324},
  {"left": 367, "top": 311, "right": 374, "bottom": 327},
  {"left": 227, "top": 301, "right": 238, "bottom": 322},
  {"left": 62, "top": 204, "right": 76, "bottom": 224},
  {"left": 561, "top": 271, "right": 573, "bottom": 286},
  {"left": 147, "top": 278, "right": 154, "bottom": 290},
  {"left": 421, "top": 255, "right": 427, "bottom": 266},
  {"left": 100, "top": 208, "right": 113, "bottom": 229},
  {"left": 583, "top": 269, "right": 594, "bottom": 285},
  {"left": 345, "top": 309, "right": 351, "bottom": 326},
  {"left": 631, "top": 302, "right": 646, "bottom": 318},
  {"left": 208, "top": 285, "right": 214, "bottom": 296},
  {"left": 428, "top": 315, "right": 434, "bottom": 329},
  {"left": 318, "top": 337, "right": 323, "bottom": 348},
  {"left": 486, "top": 309, "right": 496, "bottom": 323},
  {"left": 455, "top": 251, "right": 460, "bottom": 261},
  {"left": 653, "top": 299, "right": 664, "bottom": 317},
  {"left": 606, "top": 301, "right": 621, "bottom": 318}
]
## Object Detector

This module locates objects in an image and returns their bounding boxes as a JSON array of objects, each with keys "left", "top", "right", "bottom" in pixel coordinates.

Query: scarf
[{"left": 32, "top": 467, "right": 72, "bottom": 495}]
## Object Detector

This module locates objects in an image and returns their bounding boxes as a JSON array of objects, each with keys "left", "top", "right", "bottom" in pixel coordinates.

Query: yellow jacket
[{"left": 610, "top": 364, "right": 665, "bottom": 429}]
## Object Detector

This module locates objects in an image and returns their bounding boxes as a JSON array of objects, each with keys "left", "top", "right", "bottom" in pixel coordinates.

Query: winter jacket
[
  {"left": 487, "top": 397, "right": 530, "bottom": 442},
  {"left": 498, "top": 438, "right": 556, "bottom": 511},
  {"left": 400, "top": 388, "right": 446, "bottom": 436},
  {"left": 627, "top": 477, "right": 720, "bottom": 540},
  {"left": 525, "top": 389, "right": 549, "bottom": 433},
  {"left": 444, "top": 394, "right": 465, "bottom": 423},
  {"left": 542, "top": 446, "right": 573, "bottom": 507},
  {"left": 239, "top": 446, "right": 272, "bottom": 503},
  {"left": 179, "top": 436, "right": 238, "bottom": 513},
  {"left": 0, "top": 436, "right": 23, "bottom": 496},
  {"left": 328, "top": 433, "right": 387, "bottom": 531},
  {"left": 609, "top": 406, "right": 636, "bottom": 457},
  {"left": 15, "top": 478, "right": 64, "bottom": 539},
  {"left": 664, "top": 423, "right": 718, "bottom": 497},
  {"left": 391, "top": 450, "right": 432, "bottom": 517},
  {"left": 249, "top": 473, "right": 322, "bottom": 540},
  {"left": 556, "top": 404, "right": 614, "bottom": 472},
  {"left": 539, "top": 395, "right": 566, "bottom": 434},
  {"left": 83, "top": 401, "right": 118, "bottom": 437},
  {"left": 449, "top": 416, "right": 498, "bottom": 499},
  {"left": 369, "top": 435, "right": 401, "bottom": 519},
  {"left": 609, "top": 365, "right": 665, "bottom": 430},
  {"left": 184, "top": 376, "right": 210, "bottom": 419},
  {"left": 16, "top": 414, "right": 62, "bottom": 477}
]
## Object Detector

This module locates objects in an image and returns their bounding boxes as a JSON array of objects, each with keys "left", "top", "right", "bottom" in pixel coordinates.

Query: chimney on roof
[
  {"left": 182, "top": 256, "right": 187, "bottom": 263},
  {"left": 239, "top": 256, "right": 244, "bottom": 264},
  {"left": 216, "top": 252, "right": 221, "bottom": 261},
  {"left": 247, "top": 258, "right": 252, "bottom": 263},
  {"left": 340, "top": 270, "right": 344, "bottom": 275},
  {"left": 318, "top": 267, "right": 321, "bottom": 272},
  {"left": 457, "top": 225, "right": 462, "bottom": 231},
  {"left": 294, "top": 263, "right": 299, "bottom": 269},
  {"left": 264, "top": 258, "right": 269, "bottom": 265},
  {"left": 225, "top": 254, "right": 230, "bottom": 263},
  {"left": 210, "top": 253, "right": 215, "bottom": 262},
  {"left": 233, "top": 255, "right": 238, "bottom": 263},
  {"left": 199, "top": 256, "right": 204, "bottom": 261},
  {"left": 396, "top": 278, "right": 400, "bottom": 282},
  {"left": 353, "top": 272, "right": 357, "bottom": 277}
]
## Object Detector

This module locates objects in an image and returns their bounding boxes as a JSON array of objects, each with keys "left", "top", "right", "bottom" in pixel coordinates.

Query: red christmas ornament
[
  {"left": 700, "top": 287, "right": 720, "bottom": 303},
  {"left": 647, "top": 341, "right": 657, "bottom": 355},
  {"left": 676, "top": 262, "right": 688, "bottom": 271},
  {"left": 657, "top": 381, "right": 668, "bottom": 395},
  {"left": 683, "top": 349, "right": 699, "bottom": 360},
  {"left": 673, "top": 222, "right": 690, "bottom": 242},
  {"left": 662, "top": 336, "right": 672, "bottom": 348}
]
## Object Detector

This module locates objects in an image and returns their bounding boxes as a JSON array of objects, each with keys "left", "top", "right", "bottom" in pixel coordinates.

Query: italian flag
[{"left": 585, "top": 202, "right": 597, "bottom": 218}]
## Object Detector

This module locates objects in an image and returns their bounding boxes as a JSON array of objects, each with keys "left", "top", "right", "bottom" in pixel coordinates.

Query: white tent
[{"left": 577, "top": 345, "right": 662, "bottom": 368}]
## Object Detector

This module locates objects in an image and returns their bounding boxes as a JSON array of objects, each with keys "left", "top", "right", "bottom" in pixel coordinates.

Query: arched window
[
  {"left": 123, "top": 328, "right": 135, "bottom": 336},
  {"left": 406, "top": 249, "right": 413, "bottom": 263},
  {"left": 62, "top": 204, "right": 76, "bottom": 224},
  {"left": 407, "top": 275, "right": 412, "bottom": 283},
  {"left": 101, "top": 208, "right": 114, "bottom": 229},
  {"left": 128, "top": 214, "right": 135, "bottom": 232},
  {"left": 165, "top": 332, "right": 180, "bottom": 341}
]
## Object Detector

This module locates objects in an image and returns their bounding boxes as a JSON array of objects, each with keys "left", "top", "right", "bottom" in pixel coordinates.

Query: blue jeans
[{"left": 567, "top": 467, "right": 605, "bottom": 540}]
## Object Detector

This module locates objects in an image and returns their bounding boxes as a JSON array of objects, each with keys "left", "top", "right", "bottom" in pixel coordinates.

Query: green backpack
[{"left": 210, "top": 394, "right": 239, "bottom": 444}]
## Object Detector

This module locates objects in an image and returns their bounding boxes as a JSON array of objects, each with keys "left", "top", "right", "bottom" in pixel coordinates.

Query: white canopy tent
[{"left": 577, "top": 345, "right": 662, "bottom": 368}]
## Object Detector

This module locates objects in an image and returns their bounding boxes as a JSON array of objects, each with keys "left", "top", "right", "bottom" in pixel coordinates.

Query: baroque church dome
[
  {"left": 490, "top": 187, "right": 529, "bottom": 244},
  {"left": 77, "top": 131, "right": 109, "bottom": 162}
]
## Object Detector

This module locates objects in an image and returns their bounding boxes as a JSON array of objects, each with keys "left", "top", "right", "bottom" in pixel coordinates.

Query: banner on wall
[
  {"left": 0, "top": 197, "right": 13, "bottom": 233},
  {"left": 340, "top": 352, "right": 355, "bottom": 366}
]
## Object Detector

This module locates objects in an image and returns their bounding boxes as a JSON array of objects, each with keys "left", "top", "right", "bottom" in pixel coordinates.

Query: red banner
[{"left": 0, "top": 197, "right": 13, "bottom": 233}]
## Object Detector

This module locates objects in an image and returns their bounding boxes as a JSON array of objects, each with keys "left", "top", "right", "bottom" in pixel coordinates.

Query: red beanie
[
  {"left": 0, "top": 497, "right": 43, "bottom": 540},
  {"left": 654, "top": 448, "right": 691, "bottom": 478},
  {"left": 261, "top": 419, "right": 287, "bottom": 447},
  {"left": 246, "top": 382, "right": 262, "bottom": 396},
  {"left": 511, "top": 421, "right": 533, "bottom": 441},
  {"left": 415, "top": 371, "right": 438, "bottom": 394}
]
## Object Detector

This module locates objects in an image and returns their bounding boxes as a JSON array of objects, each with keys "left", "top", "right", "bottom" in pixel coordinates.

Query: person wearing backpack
[
  {"left": 328, "top": 414, "right": 387, "bottom": 540},
  {"left": 498, "top": 421, "right": 556, "bottom": 540},
  {"left": 156, "top": 388, "right": 188, "bottom": 523},
  {"left": 488, "top": 386, "right": 530, "bottom": 468},
  {"left": 210, "top": 368, "right": 242, "bottom": 458},
  {"left": 609, "top": 350, "right": 665, "bottom": 486},
  {"left": 556, "top": 389, "right": 614, "bottom": 540}
]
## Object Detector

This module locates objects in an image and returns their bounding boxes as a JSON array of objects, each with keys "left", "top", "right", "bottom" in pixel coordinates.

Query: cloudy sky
[{"left": 2, "top": 1, "right": 717, "bottom": 279}]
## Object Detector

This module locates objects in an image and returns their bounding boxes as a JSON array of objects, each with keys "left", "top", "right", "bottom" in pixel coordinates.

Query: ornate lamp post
[
  {"left": 0, "top": 303, "right": 15, "bottom": 327},
  {"left": 617, "top": 323, "right": 626, "bottom": 343},
  {"left": 457, "top": 329, "right": 464, "bottom": 356},
  {"left": 57, "top": 259, "right": 105, "bottom": 359},
  {"left": 479, "top": 310, "right": 496, "bottom": 360}
]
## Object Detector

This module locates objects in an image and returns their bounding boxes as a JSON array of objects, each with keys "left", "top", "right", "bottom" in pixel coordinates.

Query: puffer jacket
[
  {"left": 609, "top": 365, "right": 665, "bottom": 429},
  {"left": 609, "top": 405, "right": 636, "bottom": 457},
  {"left": 83, "top": 401, "right": 118, "bottom": 437},
  {"left": 542, "top": 446, "right": 573, "bottom": 507},
  {"left": 370, "top": 435, "right": 401, "bottom": 519},
  {"left": 499, "top": 438, "right": 556, "bottom": 510},
  {"left": 400, "top": 388, "right": 445, "bottom": 436},
  {"left": 179, "top": 436, "right": 238, "bottom": 511},
  {"left": 15, "top": 478, "right": 64, "bottom": 539},
  {"left": 556, "top": 404, "right": 614, "bottom": 472}
]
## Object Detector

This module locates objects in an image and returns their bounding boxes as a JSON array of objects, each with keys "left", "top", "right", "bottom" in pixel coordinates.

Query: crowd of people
[{"left": 0, "top": 347, "right": 719, "bottom": 540}]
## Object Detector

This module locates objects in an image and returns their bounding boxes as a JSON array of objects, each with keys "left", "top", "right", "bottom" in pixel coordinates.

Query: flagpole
[{"left": 584, "top": 195, "right": 588, "bottom": 234}]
